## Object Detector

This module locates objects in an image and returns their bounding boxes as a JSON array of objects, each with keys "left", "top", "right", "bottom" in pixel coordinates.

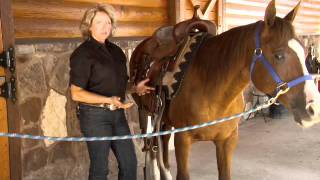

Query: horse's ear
[
  {"left": 264, "top": 0, "right": 276, "bottom": 27},
  {"left": 284, "top": 1, "right": 301, "bottom": 23}
]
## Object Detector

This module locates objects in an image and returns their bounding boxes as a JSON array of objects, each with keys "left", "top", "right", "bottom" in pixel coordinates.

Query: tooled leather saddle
[{"left": 129, "top": 6, "right": 217, "bottom": 115}]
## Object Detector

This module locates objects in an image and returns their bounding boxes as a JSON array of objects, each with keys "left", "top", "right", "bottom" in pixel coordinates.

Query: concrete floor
[{"left": 169, "top": 114, "right": 320, "bottom": 180}]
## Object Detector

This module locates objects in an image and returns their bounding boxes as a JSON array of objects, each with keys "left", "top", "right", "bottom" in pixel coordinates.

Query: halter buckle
[
  {"left": 276, "top": 82, "right": 290, "bottom": 94},
  {"left": 267, "top": 83, "right": 290, "bottom": 106},
  {"left": 254, "top": 48, "right": 263, "bottom": 57}
]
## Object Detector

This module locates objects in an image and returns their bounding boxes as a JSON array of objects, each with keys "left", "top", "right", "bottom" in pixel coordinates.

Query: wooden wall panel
[
  {"left": 12, "top": 0, "right": 169, "bottom": 39},
  {"left": 178, "top": 0, "right": 224, "bottom": 33},
  {"left": 225, "top": 0, "right": 320, "bottom": 35},
  {"left": 181, "top": 0, "right": 219, "bottom": 22},
  {"left": 65, "top": 0, "right": 167, "bottom": 8}
]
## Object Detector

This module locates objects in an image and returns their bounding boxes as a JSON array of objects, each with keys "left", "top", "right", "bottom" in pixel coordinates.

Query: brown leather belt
[{"left": 79, "top": 102, "right": 118, "bottom": 110}]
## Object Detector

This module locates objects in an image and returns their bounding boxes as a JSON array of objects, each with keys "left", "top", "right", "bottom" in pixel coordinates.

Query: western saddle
[{"left": 129, "top": 6, "right": 217, "bottom": 114}]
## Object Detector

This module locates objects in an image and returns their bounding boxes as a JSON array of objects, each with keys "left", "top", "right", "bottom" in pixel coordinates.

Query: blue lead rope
[{"left": 0, "top": 103, "right": 270, "bottom": 142}]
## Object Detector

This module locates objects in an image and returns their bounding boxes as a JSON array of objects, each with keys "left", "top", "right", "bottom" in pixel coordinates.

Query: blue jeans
[{"left": 78, "top": 104, "right": 137, "bottom": 180}]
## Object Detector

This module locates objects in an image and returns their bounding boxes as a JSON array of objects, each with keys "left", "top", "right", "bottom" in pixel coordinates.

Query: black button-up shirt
[{"left": 70, "top": 37, "right": 128, "bottom": 99}]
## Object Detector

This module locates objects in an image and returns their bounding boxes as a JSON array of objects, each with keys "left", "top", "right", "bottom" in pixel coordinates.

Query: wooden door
[
  {"left": 0, "top": 1, "right": 20, "bottom": 180},
  {"left": 0, "top": 1, "right": 11, "bottom": 179}
]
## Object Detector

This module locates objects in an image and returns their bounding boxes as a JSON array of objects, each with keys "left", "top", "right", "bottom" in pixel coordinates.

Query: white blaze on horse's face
[{"left": 288, "top": 39, "right": 320, "bottom": 127}]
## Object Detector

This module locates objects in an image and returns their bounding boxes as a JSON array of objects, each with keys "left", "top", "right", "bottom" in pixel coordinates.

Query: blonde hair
[{"left": 80, "top": 4, "right": 117, "bottom": 39}]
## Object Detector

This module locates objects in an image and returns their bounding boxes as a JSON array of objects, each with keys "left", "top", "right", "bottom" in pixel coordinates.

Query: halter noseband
[{"left": 250, "top": 21, "right": 313, "bottom": 94}]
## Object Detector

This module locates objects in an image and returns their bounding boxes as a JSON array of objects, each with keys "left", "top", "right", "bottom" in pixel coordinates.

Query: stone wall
[{"left": 15, "top": 39, "right": 144, "bottom": 180}]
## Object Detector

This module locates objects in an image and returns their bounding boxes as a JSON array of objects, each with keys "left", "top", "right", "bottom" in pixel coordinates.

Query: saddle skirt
[{"left": 163, "top": 32, "right": 208, "bottom": 99}]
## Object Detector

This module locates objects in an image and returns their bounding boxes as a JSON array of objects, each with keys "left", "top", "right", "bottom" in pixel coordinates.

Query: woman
[{"left": 69, "top": 4, "right": 153, "bottom": 180}]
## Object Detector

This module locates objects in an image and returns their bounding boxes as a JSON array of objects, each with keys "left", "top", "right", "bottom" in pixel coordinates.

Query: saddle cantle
[{"left": 129, "top": 6, "right": 217, "bottom": 114}]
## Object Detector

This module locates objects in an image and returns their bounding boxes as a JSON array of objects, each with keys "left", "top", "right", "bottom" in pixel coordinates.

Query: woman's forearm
[{"left": 70, "top": 84, "right": 113, "bottom": 104}]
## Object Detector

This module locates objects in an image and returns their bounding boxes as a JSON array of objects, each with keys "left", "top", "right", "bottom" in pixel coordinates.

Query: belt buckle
[{"left": 105, "top": 104, "right": 118, "bottom": 111}]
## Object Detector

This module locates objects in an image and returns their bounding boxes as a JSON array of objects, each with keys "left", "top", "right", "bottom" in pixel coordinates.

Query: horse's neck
[{"left": 201, "top": 23, "right": 258, "bottom": 106}]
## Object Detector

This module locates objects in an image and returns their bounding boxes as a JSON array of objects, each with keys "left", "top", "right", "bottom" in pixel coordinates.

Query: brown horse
[{"left": 131, "top": 0, "right": 320, "bottom": 180}]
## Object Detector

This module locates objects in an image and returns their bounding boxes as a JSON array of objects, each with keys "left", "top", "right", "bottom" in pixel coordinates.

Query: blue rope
[{"left": 0, "top": 103, "right": 269, "bottom": 142}]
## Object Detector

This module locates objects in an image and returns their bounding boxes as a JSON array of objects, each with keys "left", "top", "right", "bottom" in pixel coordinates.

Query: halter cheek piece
[{"left": 250, "top": 21, "right": 313, "bottom": 94}]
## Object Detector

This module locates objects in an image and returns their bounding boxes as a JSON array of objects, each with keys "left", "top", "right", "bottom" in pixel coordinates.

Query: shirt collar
[
  {"left": 88, "top": 36, "right": 105, "bottom": 48},
  {"left": 88, "top": 36, "right": 112, "bottom": 48}
]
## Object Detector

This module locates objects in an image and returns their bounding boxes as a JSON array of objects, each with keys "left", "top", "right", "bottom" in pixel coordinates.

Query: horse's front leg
[
  {"left": 160, "top": 124, "right": 173, "bottom": 180},
  {"left": 214, "top": 127, "right": 239, "bottom": 180},
  {"left": 175, "top": 132, "right": 192, "bottom": 180}
]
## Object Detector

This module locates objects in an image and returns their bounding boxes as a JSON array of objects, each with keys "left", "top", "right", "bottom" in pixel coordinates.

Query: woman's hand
[
  {"left": 118, "top": 102, "right": 134, "bottom": 109},
  {"left": 109, "top": 96, "right": 134, "bottom": 110},
  {"left": 136, "top": 79, "right": 155, "bottom": 96},
  {"left": 109, "top": 96, "right": 123, "bottom": 107}
]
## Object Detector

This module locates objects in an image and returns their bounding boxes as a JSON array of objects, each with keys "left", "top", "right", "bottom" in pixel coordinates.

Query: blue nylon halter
[{"left": 250, "top": 21, "right": 313, "bottom": 92}]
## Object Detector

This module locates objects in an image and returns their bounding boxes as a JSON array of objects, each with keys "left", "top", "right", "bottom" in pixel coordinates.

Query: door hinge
[
  {"left": 0, "top": 76, "right": 16, "bottom": 103},
  {"left": 0, "top": 47, "right": 15, "bottom": 73}
]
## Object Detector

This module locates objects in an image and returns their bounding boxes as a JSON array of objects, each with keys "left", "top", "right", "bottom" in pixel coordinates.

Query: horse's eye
[{"left": 274, "top": 53, "right": 285, "bottom": 63}]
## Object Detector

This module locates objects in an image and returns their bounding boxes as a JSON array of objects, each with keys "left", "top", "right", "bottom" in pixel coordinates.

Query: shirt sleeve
[
  {"left": 69, "top": 49, "right": 92, "bottom": 89},
  {"left": 122, "top": 52, "right": 129, "bottom": 81},
  {"left": 117, "top": 46, "right": 130, "bottom": 81}
]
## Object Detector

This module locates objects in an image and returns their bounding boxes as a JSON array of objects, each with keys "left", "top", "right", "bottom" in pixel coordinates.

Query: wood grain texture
[
  {"left": 0, "top": 1, "right": 21, "bottom": 180},
  {"left": 14, "top": 18, "right": 166, "bottom": 39},
  {"left": 182, "top": 0, "right": 219, "bottom": 23},
  {"left": 225, "top": 0, "right": 320, "bottom": 35},
  {"left": 12, "top": 0, "right": 169, "bottom": 39},
  {"left": 12, "top": 1, "right": 168, "bottom": 22},
  {"left": 65, "top": 0, "right": 167, "bottom": 8},
  {"left": 0, "top": 0, "right": 11, "bottom": 179}
]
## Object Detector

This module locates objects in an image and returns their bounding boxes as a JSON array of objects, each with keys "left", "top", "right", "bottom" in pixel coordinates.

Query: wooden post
[
  {"left": 176, "top": 0, "right": 185, "bottom": 22},
  {"left": 217, "top": 0, "right": 225, "bottom": 33},
  {"left": 0, "top": 2, "right": 11, "bottom": 180},
  {"left": 187, "top": 0, "right": 218, "bottom": 20},
  {"left": 0, "top": 1, "right": 21, "bottom": 180}
]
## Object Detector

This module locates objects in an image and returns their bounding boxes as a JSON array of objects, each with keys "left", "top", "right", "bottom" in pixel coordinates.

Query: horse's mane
[{"left": 193, "top": 18, "right": 297, "bottom": 93}]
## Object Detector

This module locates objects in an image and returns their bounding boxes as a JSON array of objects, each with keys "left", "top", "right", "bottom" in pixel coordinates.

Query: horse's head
[{"left": 251, "top": 0, "right": 320, "bottom": 127}]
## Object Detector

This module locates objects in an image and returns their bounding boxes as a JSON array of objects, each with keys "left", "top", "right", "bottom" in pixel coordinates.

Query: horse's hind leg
[
  {"left": 214, "top": 127, "right": 239, "bottom": 180},
  {"left": 175, "top": 132, "right": 192, "bottom": 180}
]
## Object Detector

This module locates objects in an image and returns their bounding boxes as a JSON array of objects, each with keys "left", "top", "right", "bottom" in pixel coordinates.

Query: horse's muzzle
[{"left": 298, "top": 101, "right": 320, "bottom": 128}]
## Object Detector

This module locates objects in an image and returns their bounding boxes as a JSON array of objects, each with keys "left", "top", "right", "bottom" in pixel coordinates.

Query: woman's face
[{"left": 90, "top": 11, "right": 112, "bottom": 43}]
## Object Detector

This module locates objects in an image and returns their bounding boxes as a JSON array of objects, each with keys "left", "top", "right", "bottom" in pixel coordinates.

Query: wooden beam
[
  {"left": 12, "top": 0, "right": 169, "bottom": 39},
  {"left": 189, "top": 0, "right": 217, "bottom": 20},
  {"left": 14, "top": 18, "right": 166, "bottom": 39},
  {"left": 184, "top": 10, "right": 217, "bottom": 21},
  {"left": 64, "top": 0, "right": 167, "bottom": 8},
  {"left": 203, "top": 0, "right": 217, "bottom": 19},
  {"left": 179, "top": 0, "right": 186, "bottom": 21},
  {"left": 12, "top": 1, "right": 168, "bottom": 23},
  {"left": 0, "top": 1, "right": 21, "bottom": 180},
  {"left": 217, "top": 0, "right": 225, "bottom": 33},
  {"left": 115, "top": 22, "right": 166, "bottom": 37},
  {"left": 168, "top": 0, "right": 177, "bottom": 25}
]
